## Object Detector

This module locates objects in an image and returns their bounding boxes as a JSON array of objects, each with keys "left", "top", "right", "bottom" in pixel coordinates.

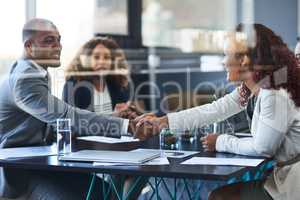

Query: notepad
[
  {"left": 77, "top": 136, "right": 139, "bottom": 144},
  {"left": 59, "top": 150, "right": 160, "bottom": 164},
  {"left": 181, "top": 157, "right": 264, "bottom": 167}
]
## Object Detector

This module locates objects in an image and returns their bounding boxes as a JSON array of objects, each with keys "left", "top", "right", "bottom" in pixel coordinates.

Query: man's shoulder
[{"left": 12, "top": 59, "right": 47, "bottom": 78}]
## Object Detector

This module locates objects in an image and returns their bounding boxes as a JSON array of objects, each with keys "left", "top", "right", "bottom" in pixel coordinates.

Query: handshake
[
  {"left": 114, "top": 102, "right": 218, "bottom": 152},
  {"left": 113, "top": 102, "right": 169, "bottom": 141}
]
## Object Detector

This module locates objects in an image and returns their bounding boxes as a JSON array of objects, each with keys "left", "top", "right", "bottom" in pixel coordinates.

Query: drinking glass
[
  {"left": 160, "top": 128, "right": 179, "bottom": 150},
  {"left": 56, "top": 118, "right": 72, "bottom": 157}
]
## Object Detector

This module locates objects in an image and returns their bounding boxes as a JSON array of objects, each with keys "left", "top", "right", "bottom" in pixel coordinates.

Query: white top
[
  {"left": 93, "top": 85, "right": 129, "bottom": 135},
  {"left": 93, "top": 85, "right": 113, "bottom": 115},
  {"left": 167, "top": 88, "right": 300, "bottom": 198}
]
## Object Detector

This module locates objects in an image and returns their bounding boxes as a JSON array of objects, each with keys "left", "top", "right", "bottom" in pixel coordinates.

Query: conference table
[{"left": 0, "top": 134, "right": 272, "bottom": 200}]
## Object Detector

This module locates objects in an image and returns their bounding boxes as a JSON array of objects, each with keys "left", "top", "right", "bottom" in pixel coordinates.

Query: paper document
[
  {"left": 181, "top": 157, "right": 264, "bottom": 167},
  {"left": 0, "top": 145, "right": 57, "bottom": 160},
  {"left": 77, "top": 136, "right": 139, "bottom": 144},
  {"left": 93, "top": 157, "right": 169, "bottom": 166},
  {"left": 131, "top": 148, "right": 198, "bottom": 158}
]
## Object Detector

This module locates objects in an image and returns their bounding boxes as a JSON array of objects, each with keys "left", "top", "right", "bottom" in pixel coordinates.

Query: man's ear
[{"left": 24, "top": 40, "right": 33, "bottom": 55}]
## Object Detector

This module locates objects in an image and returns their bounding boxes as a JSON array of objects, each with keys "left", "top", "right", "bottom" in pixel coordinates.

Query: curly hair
[
  {"left": 236, "top": 24, "right": 300, "bottom": 107},
  {"left": 65, "top": 37, "right": 129, "bottom": 88}
]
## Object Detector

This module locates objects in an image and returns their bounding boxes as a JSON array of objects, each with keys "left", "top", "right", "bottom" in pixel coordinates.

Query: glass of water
[
  {"left": 56, "top": 118, "right": 72, "bottom": 157},
  {"left": 160, "top": 128, "right": 179, "bottom": 150}
]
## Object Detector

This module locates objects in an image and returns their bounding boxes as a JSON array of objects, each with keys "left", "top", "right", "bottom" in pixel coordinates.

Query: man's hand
[
  {"left": 134, "top": 113, "right": 169, "bottom": 136},
  {"left": 128, "top": 119, "right": 154, "bottom": 141},
  {"left": 200, "top": 134, "right": 219, "bottom": 152},
  {"left": 113, "top": 102, "right": 143, "bottom": 120}
]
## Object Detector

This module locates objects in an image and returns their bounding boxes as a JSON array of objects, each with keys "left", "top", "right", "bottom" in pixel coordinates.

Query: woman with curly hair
[
  {"left": 63, "top": 37, "right": 146, "bottom": 199},
  {"left": 63, "top": 37, "right": 138, "bottom": 119},
  {"left": 136, "top": 23, "right": 300, "bottom": 200}
]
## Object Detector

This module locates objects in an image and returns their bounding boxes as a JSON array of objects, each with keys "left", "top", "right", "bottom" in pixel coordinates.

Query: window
[
  {"left": 142, "top": 0, "right": 237, "bottom": 52},
  {"left": 94, "top": 0, "right": 128, "bottom": 35},
  {"left": 0, "top": 1, "right": 25, "bottom": 59},
  {"left": 36, "top": 0, "right": 94, "bottom": 66},
  {"left": 0, "top": 1, "right": 25, "bottom": 78}
]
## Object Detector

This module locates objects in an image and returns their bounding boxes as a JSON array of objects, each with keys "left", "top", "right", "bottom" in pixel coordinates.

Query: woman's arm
[
  {"left": 216, "top": 90, "right": 290, "bottom": 157},
  {"left": 167, "top": 88, "right": 245, "bottom": 130}
]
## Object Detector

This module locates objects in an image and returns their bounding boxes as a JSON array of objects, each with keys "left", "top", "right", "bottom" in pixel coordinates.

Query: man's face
[{"left": 28, "top": 29, "right": 62, "bottom": 67}]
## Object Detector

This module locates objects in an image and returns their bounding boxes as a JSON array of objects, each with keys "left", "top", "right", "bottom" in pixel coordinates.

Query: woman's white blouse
[
  {"left": 168, "top": 88, "right": 300, "bottom": 162},
  {"left": 168, "top": 88, "right": 300, "bottom": 199},
  {"left": 93, "top": 85, "right": 113, "bottom": 115}
]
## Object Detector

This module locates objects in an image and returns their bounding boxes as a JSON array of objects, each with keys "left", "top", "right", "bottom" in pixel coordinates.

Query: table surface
[{"left": 0, "top": 135, "right": 265, "bottom": 181}]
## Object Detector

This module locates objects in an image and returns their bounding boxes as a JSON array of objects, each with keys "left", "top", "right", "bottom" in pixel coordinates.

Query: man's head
[{"left": 23, "top": 18, "right": 62, "bottom": 68}]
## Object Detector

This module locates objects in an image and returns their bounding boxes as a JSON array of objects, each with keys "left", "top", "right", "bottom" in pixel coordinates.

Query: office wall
[
  {"left": 255, "top": 0, "right": 297, "bottom": 48},
  {"left": 237, "top": 0, "right": 297, "bottom": 49}
]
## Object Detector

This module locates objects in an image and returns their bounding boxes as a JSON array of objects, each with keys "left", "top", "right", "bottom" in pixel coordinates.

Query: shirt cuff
[
  {"left": 216, "top": 134, "right": 227, "bottom": 152},
  {"left": 167, "top": 113, "right": 180, "bottom": 130},
  {"left": 121, "top": 119, "right": 130, "bottom": 136}
]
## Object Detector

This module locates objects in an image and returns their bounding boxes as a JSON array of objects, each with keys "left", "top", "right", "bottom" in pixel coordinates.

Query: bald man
[{"left": 0, "top": 18, "right": 151, "bottom": 199}]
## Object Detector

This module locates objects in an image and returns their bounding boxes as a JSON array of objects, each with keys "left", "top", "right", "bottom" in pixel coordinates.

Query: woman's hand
[
  {"left": 113, "top": 102, "right": 143, "bottom": 120},
  {"left": 200, "top": 134, "right": 220, "bottom": 152},
  {"left": 134, "top": 113, "right": 169, "bottom": 136}
]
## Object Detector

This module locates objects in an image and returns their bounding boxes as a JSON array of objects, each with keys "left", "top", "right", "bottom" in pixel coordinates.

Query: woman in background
[
  {"left": 63, "top": 37, "right": 146, "bottom": 199},
  {"left": 63, "top": 37, "right": 139, "bottom": 119}
]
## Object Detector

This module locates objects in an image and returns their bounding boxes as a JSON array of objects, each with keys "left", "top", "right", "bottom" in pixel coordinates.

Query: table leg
[
  {"left": 102, "top": 174, "right": 112, "bottom": 200},
  {"left": 174, "top": 178, "right": 177, "bottom": 200},
  {"left": 147, "top": 181, "right": 156, "bottom": 200},
  {"left": 155, "top": 177, "right": 160, "bottom": 200},
  {"left": 125, "top": 176, "right": 144, "bottom": 199},
  {"left": 161, "top": 178, "right": 175, "bottom": 199},
  {"left": 109, "top": 175, "right": 123, "bottom": 200},
  {"left": 183, "top": 178, "right": 193, "bottom": 200},
  {"left": 86, "top": 173, "right": 96, "bottom": 200}
]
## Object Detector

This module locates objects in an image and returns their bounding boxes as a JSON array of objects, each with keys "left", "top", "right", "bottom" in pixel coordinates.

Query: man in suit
[{"left": 0, "top": 18, "right": 152, "bottom": 199}]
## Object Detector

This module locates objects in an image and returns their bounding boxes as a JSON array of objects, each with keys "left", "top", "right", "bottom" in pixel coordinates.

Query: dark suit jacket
[{"left": 62, "top": 77, "right": 130, "bottom": 112}]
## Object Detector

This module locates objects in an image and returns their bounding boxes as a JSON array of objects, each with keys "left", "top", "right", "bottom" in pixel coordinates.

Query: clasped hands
[
  {"left": 114, "top": 103, "right": 219, "bottom": 150},
  {"left": 113, "top": 103, "right": 160, "bottom": 141},
  {"left": 131, "top": 112, "right": 219, "bottom": 152},
  {"left": 114, "top": 103, "right": 167, "bottom": 141},
  {"left": 128, "top": 113, "right": 168, "bottom": 141}
]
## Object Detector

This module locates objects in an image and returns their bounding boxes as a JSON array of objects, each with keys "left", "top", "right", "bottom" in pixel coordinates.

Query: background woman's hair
[
  {"left": 237, "top": 23, "right": 300, "bottom": 107},
  {"left": 65, "top": 37, "right": 129, "bottom": 88}
]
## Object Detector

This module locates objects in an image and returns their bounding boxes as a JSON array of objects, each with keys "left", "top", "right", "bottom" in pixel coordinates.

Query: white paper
[
  {"left": 0, "top": 145, "right": 57, "bottom": 160},
  {"left": 131, "top": 148, "right": 198, "bottom": 158},
  {"left": 181, "top": 157, "right": 264, "bottom": 167},
  {"left": 77, "top": 136, "right": 139, "bottom": 144},
  {"left": 93, "top": 157, "right": 169, "bottom": 166}
]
